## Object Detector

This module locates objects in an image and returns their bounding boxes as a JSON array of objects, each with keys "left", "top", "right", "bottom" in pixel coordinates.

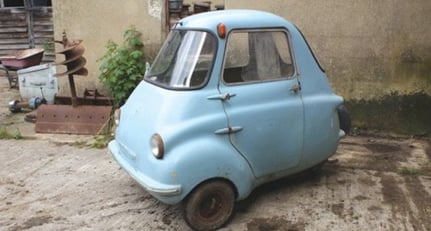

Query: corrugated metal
[{"left": 0, "top": 7, "right": 54, "bottom": 63}]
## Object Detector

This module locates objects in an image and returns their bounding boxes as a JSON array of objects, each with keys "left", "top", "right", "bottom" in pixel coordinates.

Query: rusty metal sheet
[{"left": 35, "top": 104, "right": 112, "bottom": 135}]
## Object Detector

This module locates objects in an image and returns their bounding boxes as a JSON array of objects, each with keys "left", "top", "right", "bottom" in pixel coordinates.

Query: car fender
[{"left": 167, "top": 135, "right": 255, "bottom": 202}]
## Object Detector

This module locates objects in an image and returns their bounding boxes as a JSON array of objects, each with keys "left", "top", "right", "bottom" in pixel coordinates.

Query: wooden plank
[
  {"left": 0, "top": 39, "right": 28, "bottom": 44},
  {"left": 0, "top": 23, "right": 27, "bottom": 28},
  {"left": 0, "top": 47, "right": 30, "bottom": 54},
  {"left": 35, "top": 36, "right": 54, "bottom": 40},
  {"left": 35, "top": 37, "right": 54, "bottom": 42},
  {"left": 0, "top": 14, "right": 26, "bottom": 18},
  {"left": 0, "top": 33, "right": 28, "bottom": 39},
  {"left": 33, "top": 32, "right": 53, "bottom": 37},
  {"left": 33, "top": 25, "right": 53, "bottom": 31},
  {"left": 0, "top": 28, "right": 28, "bottom": 33},
  {"left": 0, "top": 27, "right": 26, "bottom": 33},
  {"left": 0, "top": 16, "right": 26, "bottom": 21},
  {"left": 0, "top": 15, "right": 26, "bottom": 21},
  {"left": 0, "top": 27, "right": 27, "bottom": 32},
  {"left": 0, "top": 12, "right": 26, "bottom": 17},
  {"left": 0, "top": 44, "right": 31, "bottom": 51},
  {"left": 0, "top": 42, "right": 30, "bottom": 48},
  {"left": 33, "top": 21, "right": 53, "bottom": 25}
]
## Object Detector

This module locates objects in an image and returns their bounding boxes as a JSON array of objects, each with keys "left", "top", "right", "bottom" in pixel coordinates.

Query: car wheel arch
[{"left": 186, "top": 177, "right": 239, "bottom": 201}]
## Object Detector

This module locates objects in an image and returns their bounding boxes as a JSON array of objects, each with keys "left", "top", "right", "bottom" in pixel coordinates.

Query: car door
[{"left": 218, "top": 29, "right": 304, "bottom": 178}]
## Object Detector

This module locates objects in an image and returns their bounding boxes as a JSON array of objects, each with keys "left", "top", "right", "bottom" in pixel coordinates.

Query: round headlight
[{"left": 151, "top": 133, "right": 164, "bottom": 159}]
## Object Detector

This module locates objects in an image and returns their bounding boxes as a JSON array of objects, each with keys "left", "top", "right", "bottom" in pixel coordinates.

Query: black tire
[
  {"left": 337, "top": 105, "right": 351, "bottom": 134},
  {"left": 184, "top": 180, "right": 235, "bottom": 231}
]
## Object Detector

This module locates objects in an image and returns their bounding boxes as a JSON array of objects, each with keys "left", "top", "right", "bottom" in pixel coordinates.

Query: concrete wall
[
  {"left": 226, "top": 0, "right": 431, "bottom": 100},
  {"left": 53, "top": 0, "right": 431, "bottom": 99},
  {"left": 227, "top": 1, "right": 431, "bottom": 135},
  {"left": 52, "top": 0, "right": 165, "bottom": 95}
]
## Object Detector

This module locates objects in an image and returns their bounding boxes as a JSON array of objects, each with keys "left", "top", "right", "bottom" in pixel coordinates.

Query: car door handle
[
  {"left": 290, "top": 84, "right": 301, "bottom": 93},
  {"left": 214, "top": 126, "right": 243, "bottom": 135},
  {"left": 207, "top": 93, "right": 236, "bottom": 101}
]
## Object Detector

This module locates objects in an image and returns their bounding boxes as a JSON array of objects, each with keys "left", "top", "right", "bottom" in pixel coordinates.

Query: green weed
[
  {"left": 0, "top": 128, "right": 22, "bottom": 140},
  {"left": 90, "top": 135, "right": 113, "bottom": 149},
  {"left": 398, "top": 167, "right": 422, "bottom": 176}
]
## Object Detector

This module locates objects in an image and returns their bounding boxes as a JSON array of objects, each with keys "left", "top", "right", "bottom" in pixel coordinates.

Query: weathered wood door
[{"left": 0, "top": 0, "right": 54, "bottom": 63}]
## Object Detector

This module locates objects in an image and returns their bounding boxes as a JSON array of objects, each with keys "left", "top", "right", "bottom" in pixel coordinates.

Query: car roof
[{"left": 176, "top": 9, "right": 295, "bottom": 32}]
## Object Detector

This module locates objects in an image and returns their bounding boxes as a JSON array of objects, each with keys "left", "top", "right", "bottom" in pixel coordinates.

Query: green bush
[{"left": 98, "top": 27, "right": 146, "bottom": 108}]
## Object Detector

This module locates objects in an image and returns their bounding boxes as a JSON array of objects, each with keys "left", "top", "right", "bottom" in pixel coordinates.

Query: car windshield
[{"left": 145, "top": 30, "right": 217, "bottom": 89}]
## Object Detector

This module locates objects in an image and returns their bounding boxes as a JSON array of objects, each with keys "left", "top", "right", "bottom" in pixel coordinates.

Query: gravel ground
[{"left": 0, "top": 76, "right": 430, "bottom": 231}]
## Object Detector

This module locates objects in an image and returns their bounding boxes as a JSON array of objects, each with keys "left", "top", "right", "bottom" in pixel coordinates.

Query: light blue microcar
[{"left": 109, "top": 9, "right": 350, "bottom": 231}]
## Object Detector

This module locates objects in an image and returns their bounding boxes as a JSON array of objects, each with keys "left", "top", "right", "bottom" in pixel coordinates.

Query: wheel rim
[
  {"left": 185, "top": 181, "right": 235, "bottom": 230},
  {"left": 199, "top": 193, "right": 224, "bottom": 220}
]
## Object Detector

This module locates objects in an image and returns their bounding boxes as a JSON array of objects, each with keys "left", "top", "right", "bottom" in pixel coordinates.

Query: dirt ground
[{"left": 0, "top": 76, "right": 430, "bottom": 231}]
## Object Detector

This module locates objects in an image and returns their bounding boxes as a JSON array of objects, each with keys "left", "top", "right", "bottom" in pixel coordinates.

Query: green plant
[
  {"left": 0, "top": 128, "right": 22, "bottom": 140},
  {"left": 98, "top": 26, "right": 146, "bottom": 108}
]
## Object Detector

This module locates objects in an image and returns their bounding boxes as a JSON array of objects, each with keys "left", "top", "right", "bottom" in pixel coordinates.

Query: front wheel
[{"left": 184, "top": 180, "right": 235, "bottom": 231}]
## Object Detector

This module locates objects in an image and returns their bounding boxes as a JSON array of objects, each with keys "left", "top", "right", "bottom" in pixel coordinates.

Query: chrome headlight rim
[{"left": 151, "top": 133, "right": 164, "bottom": 159}]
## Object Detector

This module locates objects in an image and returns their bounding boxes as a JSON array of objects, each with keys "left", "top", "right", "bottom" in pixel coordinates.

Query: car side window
[{"left": 223, "top": 30, "right": 295, "bottom": 84}]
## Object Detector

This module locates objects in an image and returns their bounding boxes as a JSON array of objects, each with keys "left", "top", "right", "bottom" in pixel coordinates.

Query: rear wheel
[
  {"left": 337, "top": 105, "right": 351, "bottom": 134},
  {"left": 184, "top": 180, "right": 235, "bottom": 231}
]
